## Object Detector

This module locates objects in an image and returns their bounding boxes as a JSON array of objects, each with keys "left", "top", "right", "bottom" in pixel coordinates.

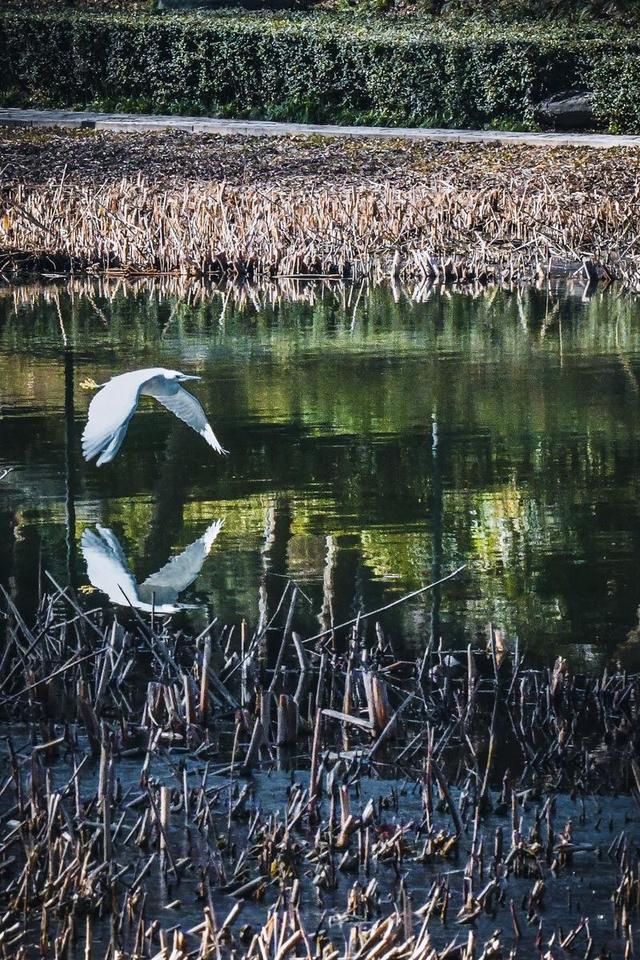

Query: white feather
[{"left": 82, "top": 367, "right": 227, "bottom": 465}]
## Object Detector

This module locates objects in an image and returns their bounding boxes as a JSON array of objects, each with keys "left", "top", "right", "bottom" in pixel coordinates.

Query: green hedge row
[{"left": 1, "top": 10, "right": 639, "bottom": 131}]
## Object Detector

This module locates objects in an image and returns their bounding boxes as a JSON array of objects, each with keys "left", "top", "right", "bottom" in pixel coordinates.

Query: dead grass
[
  {"left": 4, "top": 127, "right": 640, "bottom": 284},
  {"left": 5, "top": 126, "right": 640, "bottom": 192}
]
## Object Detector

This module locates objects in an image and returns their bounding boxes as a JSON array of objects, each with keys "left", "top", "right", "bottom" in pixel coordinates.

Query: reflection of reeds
[
  {"left": 0, "top": 271, "right": 615, "bottom": 319},
  {"left": 3, "top": 178, "right": 640, "bottom": 285}
]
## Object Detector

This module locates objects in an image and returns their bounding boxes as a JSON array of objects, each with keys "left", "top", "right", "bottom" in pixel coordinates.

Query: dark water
[{"left": 2, "top": 280, "right": 640, "bottom": 664}]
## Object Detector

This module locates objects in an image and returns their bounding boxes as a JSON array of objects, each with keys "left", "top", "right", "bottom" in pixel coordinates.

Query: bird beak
[{"left": 180, "top": 375, "right": 201, "bottom": 381}]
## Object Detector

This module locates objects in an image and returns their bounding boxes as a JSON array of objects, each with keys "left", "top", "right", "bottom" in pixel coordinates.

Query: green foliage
[
  {"left": 1, "top": 9, "right": 639, "bottom": 130},
  {"left": 589, "top": 53, "right": 640, "bottom": 133},
  {"left": 432, "top": 0, "right": 640, "bottom": 22}
]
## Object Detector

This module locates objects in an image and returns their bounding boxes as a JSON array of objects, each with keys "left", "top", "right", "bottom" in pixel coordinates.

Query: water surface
[{"left": 1, "top": 279, "right": 640, "bottom": 664}]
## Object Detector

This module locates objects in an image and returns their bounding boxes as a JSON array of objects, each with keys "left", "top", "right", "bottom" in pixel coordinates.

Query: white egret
[
  {"left": 81, "top": 368, "right": 227, "bottom": 466},
  {"left": 81, "top": 519, "right": 223, "bottom": 614}
]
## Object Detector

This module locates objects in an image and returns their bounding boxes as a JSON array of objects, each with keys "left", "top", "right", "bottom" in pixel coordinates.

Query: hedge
[{"left": 1, "top": 10, "right": 640, "bottom": 131}]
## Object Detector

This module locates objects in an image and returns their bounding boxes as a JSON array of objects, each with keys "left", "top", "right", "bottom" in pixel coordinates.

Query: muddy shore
[{"left": 5, "top": 125, "right": 640, "bottom": 190}]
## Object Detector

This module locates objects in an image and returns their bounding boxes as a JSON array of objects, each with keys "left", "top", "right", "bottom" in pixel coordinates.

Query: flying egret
[
  {"left": 81, "top": 368, "right": 227, "bottom": 466},
  {"left": 81, "top": 519, "right": 223, "bottom": 614}
]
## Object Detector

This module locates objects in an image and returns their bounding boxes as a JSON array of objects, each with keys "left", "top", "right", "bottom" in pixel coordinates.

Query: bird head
[{"left": 172, "top": 370, "right": 201, "bottom": 383}]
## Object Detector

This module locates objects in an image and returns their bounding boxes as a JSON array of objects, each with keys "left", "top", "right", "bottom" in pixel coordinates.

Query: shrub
[
  {"left": 1, "top": 9, "right": 639, "bottom": 131},
  {"left": 590, "top": 53, "right": 640, "bottom": 133}
]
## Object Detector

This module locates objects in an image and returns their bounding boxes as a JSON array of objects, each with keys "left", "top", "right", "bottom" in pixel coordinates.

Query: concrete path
[{"left": 2, "top": 107, "right": 640, "bottom": 148}]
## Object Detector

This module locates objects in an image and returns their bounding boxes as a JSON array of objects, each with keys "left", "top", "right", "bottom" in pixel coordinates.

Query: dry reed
[{"left": 4, "top": 176, "right": 640, "bottom": 286}]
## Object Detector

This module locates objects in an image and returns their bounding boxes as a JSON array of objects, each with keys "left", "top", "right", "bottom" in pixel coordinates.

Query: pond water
[{"left": 1, "top": 279, "right": 640, "bottom": 665}]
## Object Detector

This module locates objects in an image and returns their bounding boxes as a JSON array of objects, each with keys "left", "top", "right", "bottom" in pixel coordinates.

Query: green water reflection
[{"left": 1, "top": 280, "right": 640, "bottom": 664}]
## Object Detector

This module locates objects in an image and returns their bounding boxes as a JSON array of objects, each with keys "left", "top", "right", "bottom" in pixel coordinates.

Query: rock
[{"left": 535, "top": 92, "right": 595, "bottom": 130}]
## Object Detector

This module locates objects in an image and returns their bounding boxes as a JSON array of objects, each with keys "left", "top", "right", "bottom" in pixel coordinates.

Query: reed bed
[
  {"left": 4, "top": 175, "right": 640, "bottom": 287},
  {"left": 0, "top": 572, "right": 638, "bottom": 958},
  {"left": 4, "top": 128, "right": 640, "bottom": 287}
]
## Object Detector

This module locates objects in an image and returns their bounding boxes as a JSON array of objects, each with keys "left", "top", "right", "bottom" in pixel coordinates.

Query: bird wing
[
  {"left": 81, "top": 372, "right": 146, "bottom": 466},
  {"left": 138, "top": 519, "right": 223, "bottom": 605},
  {"left": 81, "top": 526, "right": 140, "bottom": 607},
  {"left": 152, "top": 384, "right": 228, "bottom": 455}
]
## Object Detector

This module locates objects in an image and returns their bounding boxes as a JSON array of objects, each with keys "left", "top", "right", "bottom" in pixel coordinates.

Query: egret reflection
[
  {"left": 82, "top": 368, "right": 227, "bottom": 466},
  {"left": 81, "top": 519, "right": 223, "bottom": 613}
]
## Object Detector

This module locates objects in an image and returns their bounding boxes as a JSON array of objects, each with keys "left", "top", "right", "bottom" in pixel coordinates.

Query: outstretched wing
[
  {"left": 82, "top": 373, "right": 145, "bottom": 466},
  {"left": 81, "top": 526, "right": 140, "bottom": 606},
  {"left": 153, "top": 384, "right": 228, "bottom": 455},
  {"left": 138, "top": 519, "right": 223, "bottom": 605}
]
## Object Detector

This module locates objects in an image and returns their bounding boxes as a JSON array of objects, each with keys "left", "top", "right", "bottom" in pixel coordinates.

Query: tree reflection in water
[{"left": 1, "top": 278, "right": 640, "bottom": 665}]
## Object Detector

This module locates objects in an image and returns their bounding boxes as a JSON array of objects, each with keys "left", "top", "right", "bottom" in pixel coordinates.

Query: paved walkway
[{"left": 3, "top": 107, "right": 640, "bottom": 148}]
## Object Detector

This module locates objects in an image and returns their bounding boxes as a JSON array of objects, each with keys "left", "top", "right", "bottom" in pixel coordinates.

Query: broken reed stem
[{"left": 200, "top": 634, "right": 211, "bottom": 724}]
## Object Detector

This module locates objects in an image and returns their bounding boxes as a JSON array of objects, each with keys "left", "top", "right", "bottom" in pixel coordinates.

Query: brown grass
[{"left": 4, "top": 128, "right": 640, "bottom": 284}]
